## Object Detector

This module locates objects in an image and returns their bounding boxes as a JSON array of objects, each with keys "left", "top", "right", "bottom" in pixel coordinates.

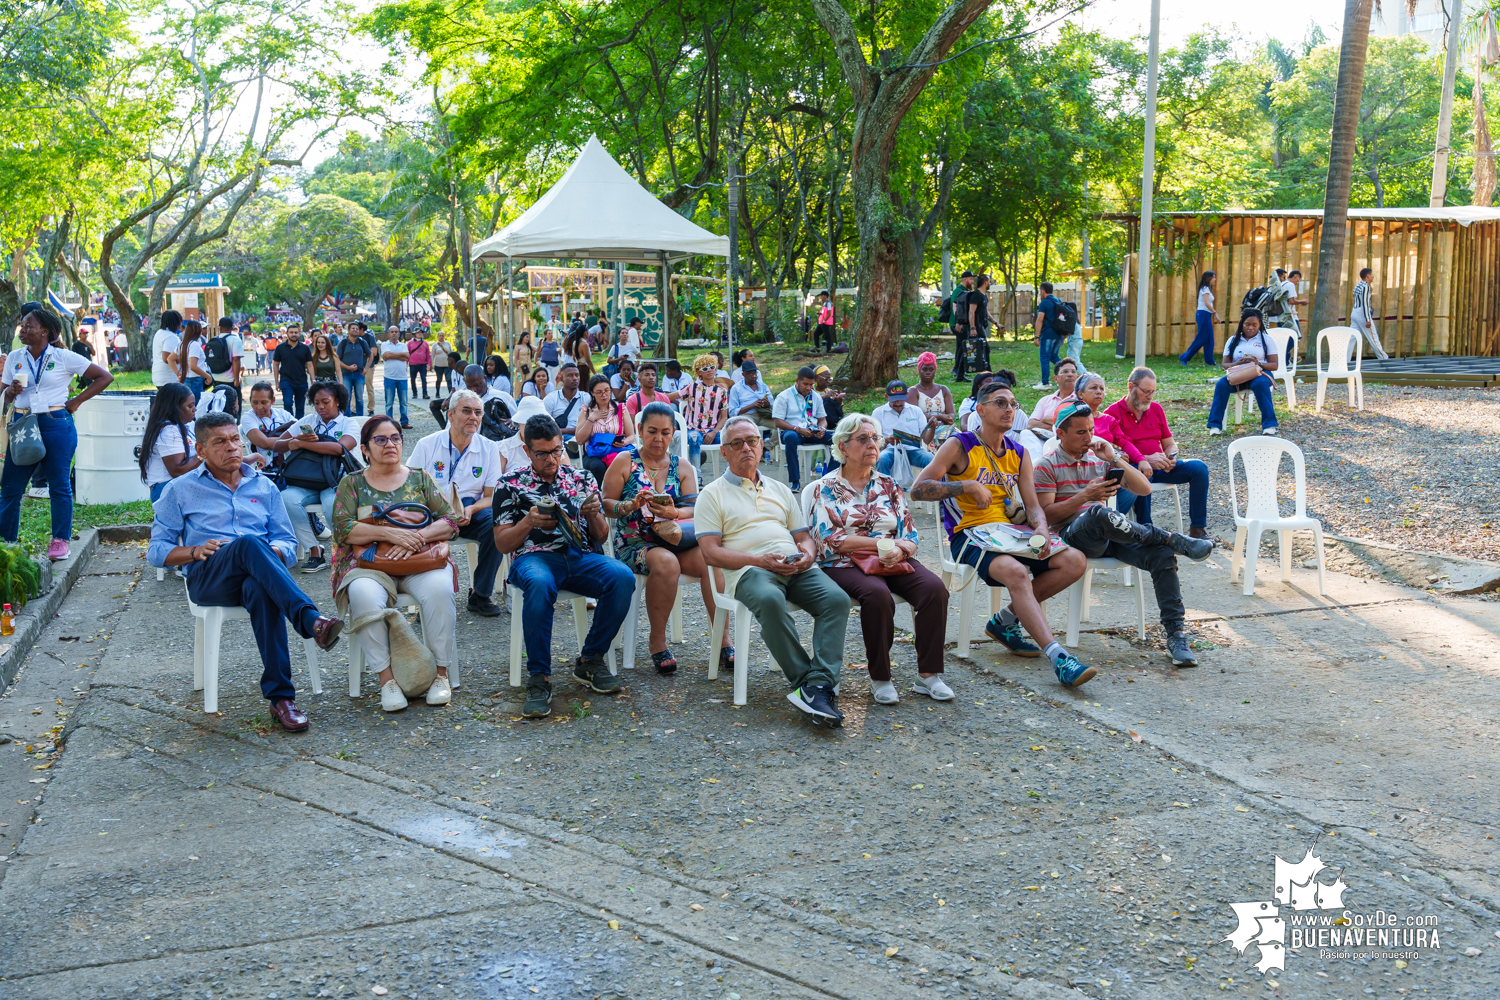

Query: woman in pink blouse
[{"left": 809, "top": 413, "right": 950, "bottom": 706}]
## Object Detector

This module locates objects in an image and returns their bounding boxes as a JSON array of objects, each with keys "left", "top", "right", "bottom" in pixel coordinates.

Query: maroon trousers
[{"left": 822, "top": 559, "right": 949, "bottom": 680}]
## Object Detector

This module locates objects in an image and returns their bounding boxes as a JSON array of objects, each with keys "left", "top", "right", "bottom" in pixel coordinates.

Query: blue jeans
[
  {"left": 687, "top": 428, "right": 720, "bottom": 470},
  {"left": 150, "top": 480, "right": 168, "bottom": 503},
  {"left": 1207, "top": 374, "right": 1279, "bottom": 431},
  {"left": 1038, "top": 335, "right": 1062, "bottom": 384},
  {"left": 1118, "top": 459, "right": 1210, "bottom": 530},
  {"left": 1066, "top": 328, "right": 1085, "bottom": 369},
  {"left": 384, "top": 377, "right": 409, "bottom": 424},
  {"left": 876, "top": 445, "right": 932, "bottom": 476},
  {"left": 780, "top": 428, "right": 834, "bottom": 487},
  {"left": 185, "top": 376, "right": 205, "bottom": 402},
  {"left": 0, "top": 411, "right": 76, "bottom": 542},
  {"left": 185, "top": 535, "right": 320, "bottom": 702},
  {"left": 342, "top": 373, "right": 366, "bottom": 416},
  {"left": 281, "top": 484, "right": 338, "bottom": 557},
  {"left": 508, "top": 549, "right": 635, "bottom": 677},
  {"left": 457, "top": 506, "right": 502, "bottom": 597},
  {"left": 280, "top": 379, "right": 308, "bottom": 418},
  {"left": 1180, "top": 309, "right": 1216, "bottom": 365}
]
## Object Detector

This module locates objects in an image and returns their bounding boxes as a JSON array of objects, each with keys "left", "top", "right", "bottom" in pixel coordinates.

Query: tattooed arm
[{"left": 911, "top": 436, "right": 992, "bottom": 507}]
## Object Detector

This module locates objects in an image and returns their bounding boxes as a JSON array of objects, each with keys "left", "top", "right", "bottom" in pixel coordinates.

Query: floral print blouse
[
  {"left": 329, "top": 468, "right": 457, "bottom": 595},
  {"left": 679, "top": 379, "right": 728, "bottom": 434},
  {"left": 808, "top": 469, "right": 920, "bottom": 569}
]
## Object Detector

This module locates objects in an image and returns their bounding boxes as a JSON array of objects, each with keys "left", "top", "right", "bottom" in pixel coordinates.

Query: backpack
[
  {"left": 1242, "top": 286, "right": 1283, "bottom": 317},
  {"left": 204, "top": 336, "right": 232, "bottom": 374},
  {"left": 480, "top": 397, "right": 515, "bottom": 441},
  {"left": 1051, "top": 299, "right": 1078, "bottom": 337},
  {"left": 937, "top": 297, "right": 953, "bottom": 324}
]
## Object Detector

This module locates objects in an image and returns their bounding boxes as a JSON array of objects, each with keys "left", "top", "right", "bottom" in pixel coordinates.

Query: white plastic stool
[{"left": 187, "top": 587, "right": 320, "bottom": 714}]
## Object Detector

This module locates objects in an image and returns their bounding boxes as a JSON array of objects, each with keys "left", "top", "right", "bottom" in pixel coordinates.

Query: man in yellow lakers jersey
[{"left": 912, "top": 372, "right": 1096, "bottom": 688}]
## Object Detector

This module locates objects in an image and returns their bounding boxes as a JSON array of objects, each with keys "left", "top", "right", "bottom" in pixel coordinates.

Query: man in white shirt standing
[
  {"left": 871, "top": 379, "right": 934, "bottom": 477},
  {"left": 543, "top": 361, "right": 586, "bottom": 442},
  {"left": 407, "top": 388, "right": 505, "bottom": 617},
  {"left": 1273, "top": 268, "right": 1306, "bottom": 334},
  {"left": 112, "top": 330, "right": 129, "bottom": 368},
  {"left": 772, "top": 366, "right": 834, "bottom": 492},
  {"left": 380, "top": 325, "right": 411, "bottom": 428},
  {"left": 151, "top": 309, "right": 184, "bottom": 389}
]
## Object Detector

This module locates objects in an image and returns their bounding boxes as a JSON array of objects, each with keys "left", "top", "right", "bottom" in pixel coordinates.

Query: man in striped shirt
[
  {"left": 1033, "top": 403, "right": 1212, "bottom": 666},
  {"left": 1349, "top": 268, "right": 1389, "bottom": 360}
]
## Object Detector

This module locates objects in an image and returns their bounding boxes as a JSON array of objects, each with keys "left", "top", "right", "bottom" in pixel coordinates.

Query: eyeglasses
[
  {"left": 370, "top": 433, "right": 403, "bottom": 446},
  {"left": 528, "top": 445, "right": 565, "bottom": 459},
  {"left": 722, "top": 437, "right": 761, "bottom": 452},
  {"left": 979, "top": 398, "right": 1021, "bottom": 410}
]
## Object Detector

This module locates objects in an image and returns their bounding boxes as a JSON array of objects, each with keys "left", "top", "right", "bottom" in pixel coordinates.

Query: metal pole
[
  {"left": 1430, "top": 0, "right": 1465, "bottom": 206},
  {"left": 613, "top": 262, "right": 624, "bottom": 333},
  {"left": 659, "top": 251, "right": 672, "bottom": 359},
  {"left": 726, "top": 145, "right": 738, "bottom": 354},
  {"left": 1134, "top": 0, "right": 1161, "bottom": 369}
]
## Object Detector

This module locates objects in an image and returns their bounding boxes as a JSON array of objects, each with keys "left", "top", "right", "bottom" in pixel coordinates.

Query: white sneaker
[
  {"left": 1207, "top": 427, "right": 1223, "bottom": 437},
  {"left": 1262, "top": 427, "right": 1279, "bottom": 436},
  {"left": 1031, "top": 382, "right": 1050, "bottom": 391},
  {"left": 425, "top": 674, "right": 452, "bottom": 706},
  {"left": 379, "top": 679, "right": 409, "bottom": 712},
  {"left": 913, "top": 675, "right": 955, "bottom": 701},
  {"left": 869, "top": 678, "right": 899, "bottom": 705}
]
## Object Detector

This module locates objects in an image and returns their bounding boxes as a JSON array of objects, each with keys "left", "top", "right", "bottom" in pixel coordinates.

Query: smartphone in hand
[{"left": 1104, "top": 467, "right": 1126, "bottom": 485}]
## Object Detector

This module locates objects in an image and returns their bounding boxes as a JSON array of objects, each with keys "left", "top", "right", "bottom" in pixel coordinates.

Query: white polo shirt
[
  {"left": 240, "top": 406, "right": 295, "bottom": 457},
  {"left": 5, "top": 347, "right": 92, "bottom": 410},
  {"left": 408, "top": 428, "right": 502, "bottom": 503},
  {"left": 150, "top": 330, "right": 181, "bottom": 386},
  {"left": 871, "top": 401, "right": 926, "bottom": 442}
]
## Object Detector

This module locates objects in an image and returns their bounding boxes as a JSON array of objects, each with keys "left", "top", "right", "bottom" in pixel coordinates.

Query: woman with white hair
[{"left": 808, "top": 413, "right": 951, "bottom": 704}]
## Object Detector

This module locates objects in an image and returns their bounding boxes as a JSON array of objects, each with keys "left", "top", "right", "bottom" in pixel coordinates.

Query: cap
[
  {"left": 959, "top": 269, "right": 974, "bottom": 279},
  {"left": 917, "top": 351, "right": 938, "bottom": 367},
  {"left": 886, "top": 380, "right": 908, "bottom": 396},
  {"left": 812, "top": 364, "right": 832, "bottom": 378},
  {"left": 741, "top": 360, "right": 757, "bottom": 372},
  {"left": 797, "top": 365, "right": 818, "bottom": 380}
]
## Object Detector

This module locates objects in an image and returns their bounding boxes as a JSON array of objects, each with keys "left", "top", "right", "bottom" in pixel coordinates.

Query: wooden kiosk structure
[{"left": 1112, "top": 208, "right": 1500, "bottom": 358}]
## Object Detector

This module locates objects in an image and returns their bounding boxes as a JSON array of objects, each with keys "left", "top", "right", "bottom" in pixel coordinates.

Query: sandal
[
  {"left": 718, "top": 646, "right": 734, "bottom": 672},
  {"left": 651, "top": 648, "right": 678, "bottom": 675}
]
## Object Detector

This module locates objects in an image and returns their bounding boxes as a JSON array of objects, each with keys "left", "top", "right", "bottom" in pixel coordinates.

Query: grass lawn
[{"left": 20, "top": 498, "right": 153, "bottom": 557}]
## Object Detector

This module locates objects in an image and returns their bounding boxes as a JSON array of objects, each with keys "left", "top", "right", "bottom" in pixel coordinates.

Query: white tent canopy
[{"left": 471, "top": 136, "right": 728, "bottom": 266}]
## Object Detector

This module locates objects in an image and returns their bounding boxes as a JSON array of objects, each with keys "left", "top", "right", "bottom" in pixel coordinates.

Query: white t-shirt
[
  {"left": 240, "top": 406, "right": 295, "bottom": 457},
  {"left": 113, "top": 333, "right": 128, "bottom": 349},
  {"left": 608, "top": 341, "right": 640, "bottom": 362},
  {"left": 543, "top": 388, "right": 584, "bottom": 431},
  {"left": 1279, "top": 279, "right": 1299, "bottom": 318},
  {"left": 294, "top": 412, "right": 357, "bottom": 441},
  {"left": 489, "top": 374, "right": 513, "bottom": 395},
  {"left": 381, "top": 341, "right": 409, "bottom": 379},
  {"left": 1229, "top": 331, "right": 1274, "bottom": 366},
  {"left": 871, "top": 401, "right": 927, "bottom": 442},
  {"left": 1197, "top": 286, "right": 1214, "bottom": 312},
  {"left": 146, "top": 424, "right": 194, "bottom": 486},
  {"left": 5, "top": 347, "right": 92, "bottom": 410},
  {"left": 180, "top": 339, "right": 207, "bottom": 379},
  {"left": 407, "top": 429, "right": 502, "bottom": 503},
  {"left": 151, "top": 330, "right": 181, "bottom": 385},
  {"left": 211, "top": 332, "right": 244, "bottom": 382},
  {"left": 660, "top": 372, "right": 692, "bottom": 399},
  {"left": 244, "top": 336, "right": 262, "bottom": 355}
]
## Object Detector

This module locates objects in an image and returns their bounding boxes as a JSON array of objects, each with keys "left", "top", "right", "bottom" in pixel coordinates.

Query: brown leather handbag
[
  {"left": 850, "top": 548, "right": 915, "bottom": 576},
  {"left": 354, "top": 501, "right": 449, "bottom": 576}
]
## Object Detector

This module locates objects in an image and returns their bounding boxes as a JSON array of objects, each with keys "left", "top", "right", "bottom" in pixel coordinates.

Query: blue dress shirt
[{"left": 147, "top": 464, "right": 298, "bottom": 569}]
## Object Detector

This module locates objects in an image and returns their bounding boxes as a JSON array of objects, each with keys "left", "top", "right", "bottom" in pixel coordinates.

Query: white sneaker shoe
[
  {"left": 1262, "top": 426, "right": 1279, "bottom": 436},
  {"left": 913, "top": 675, "right": 955, "bottom": 700},
  {"left": 1208, "top": 427, "right": 1223, "bottom": 437},
  {"left": 379, "top": 679, "right": 409, "bottom": 712},
  {"left": 1031, "top": 381, "right": 1050, "bottom": 391},
  {"left": 869, "top": 678, "right": 900, "bottom": 705},
  {"left": 425, "top": 674, "right": 452, "bottom": 706}
]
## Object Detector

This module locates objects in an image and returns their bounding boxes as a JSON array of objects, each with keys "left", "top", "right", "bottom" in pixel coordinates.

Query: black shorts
[{"left": 950, "top": 534, "right": 1050, "bottom": 585}]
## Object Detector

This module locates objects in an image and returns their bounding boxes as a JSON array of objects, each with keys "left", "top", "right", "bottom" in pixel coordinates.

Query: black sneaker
[
  {"left": 1168, "top": 631, "right": 1199, "bottom": 667},
  {"left": 787, "top": 684, "right": 844, "bottom": 727},
  {"left": 522, "top": 674, "right": 553, "bottom": 717},
  {"left": 573, "top": 655, "right": 623, "bottom": 694},
  {"left": 300, "top": 552, "right": 328, "bottom": 573},
  {"left": 466, "top": 589, "right": 501, "bottom": 617}
]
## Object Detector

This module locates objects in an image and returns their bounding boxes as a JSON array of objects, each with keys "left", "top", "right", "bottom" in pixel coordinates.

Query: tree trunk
[
  {"left": 1473, "top": 52, "right": 1496, "bottom": 206},
  {"left": 1310, "top": 0, "right": 1376, "bottom": 335}
]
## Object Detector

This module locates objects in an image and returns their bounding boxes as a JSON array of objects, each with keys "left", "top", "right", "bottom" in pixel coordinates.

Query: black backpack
[
  {"left": 937, "top": 297, "right": 953, "bottom": 324},
  {"left": 480, "top": 397, "right": 515, "bottom": 441},
  {"left": 204, "top": 336, "right": 232, "bottom": 374},
  {"left": 1051, "top": 299, "right": 1078, "bottom": 337}
]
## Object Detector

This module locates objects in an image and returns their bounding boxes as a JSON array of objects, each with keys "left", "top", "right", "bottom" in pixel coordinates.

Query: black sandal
[
  {"left": 718, "top": 646, "right": 734, "bottom": 672},
  {"left": 651, "top": 649, "right": 678, "bottom": 675}
]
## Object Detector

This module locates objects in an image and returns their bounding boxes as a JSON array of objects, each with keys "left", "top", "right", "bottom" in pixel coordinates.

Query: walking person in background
[
  {"left": 208, "top": 317, "right": 244, "bottom": 401},
  {"left": 538, "top": 328, "right": 562, "bottom": 382},
  {"left": 260, "top": 330, "right": 278, "bottom": 374},
  {"left": 964, "top": 273, "right": 993, "bottom": 378},
  {"left": 140, "top": 383, "right": 200, "bottom": 502},
  {"left": 271, "top": 327, "right": 314, "bottom": 418},
  {"left": 1180, "top": 270, "right": 1219, "bottom": 367},
  {"left": 380, "top": 326, "right": 411, "bottom": 428},
  {"left": 1349, "top": 267, "right": 1389, "bottom": 360},
  {"left": 176, "top": 320, "right": 211, "bottom": 402},
  {"left": 814, "top": 291, "right": 835, "bottom": 353},
  {"left": 335, "top": 324, "right": 371, "bottom": 416},
  {"left": 112, "top": 329, "right": 129, "bottom": 369},
  {"left": 1032, "top": 281, "right": 1064, "bottom": 390},
  {"left": 950, "top": 271, "right": 975, "bottom": 380},
  {"left": 563, "top": 326, "right": 593, "bottom": 382},
  {"left": 311, "top": 333, "right": 340, "bottom": 383},
  {"left": 433, "top": 331, "right": 454, "bottom": 396},
  {"left": 1, "top": 308, "right": 112, "bottom": 559},
  {"left": 407, "top": 330, "right": 432, "bottom": 399},
  {"left": 511, "top": 330, "right": 535, "bottom": 376}
]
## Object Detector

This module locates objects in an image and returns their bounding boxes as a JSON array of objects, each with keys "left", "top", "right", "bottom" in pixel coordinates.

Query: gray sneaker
[
  {"left": 1168, "top": 631, "right": 1198, "bottom": 667},
  {"left": 573, "top": 655, "right": 622, "bottom": 694},
  {"left": 522, "top": 674, "right": 553, "bottom": 717}
]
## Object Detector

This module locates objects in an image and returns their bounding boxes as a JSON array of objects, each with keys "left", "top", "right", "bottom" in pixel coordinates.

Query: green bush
[{"left": 0, "top": 542, "right": 42, "bottom": 612}]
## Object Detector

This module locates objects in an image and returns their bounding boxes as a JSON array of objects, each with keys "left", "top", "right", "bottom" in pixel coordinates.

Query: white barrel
[{"left": 75, "top": 392, "right": 153, "bottom": 505}]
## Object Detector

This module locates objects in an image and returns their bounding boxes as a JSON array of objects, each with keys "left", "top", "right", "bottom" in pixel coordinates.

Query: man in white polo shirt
[
  {"left": 696, "top": 416, "right": 851, "bottom": 728},
  {"left": 772, "top": 365, "right": 833, "bottom": 492},
  {"left": 407, "top": 388, "right": 504, "bottom": 617},
  {"left": 870, "top": 378, "right": 934, "bottom": 478}
]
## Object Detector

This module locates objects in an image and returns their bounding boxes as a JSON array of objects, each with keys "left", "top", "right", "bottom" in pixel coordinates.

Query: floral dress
[
  {"left": 329, "top": 468, "right": 458, "bottom": 597},
  {"left": 612, "top": 452, "right": 684, "bottom": 574},
  {"left": 809, "top": 470, "right": 920, "bottom": 568}
]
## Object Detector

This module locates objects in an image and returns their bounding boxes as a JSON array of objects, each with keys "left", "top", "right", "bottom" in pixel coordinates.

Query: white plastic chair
[
  {"left": 505, "top": 583, "right": 617, "bottom": 688},
  {"left": 1146, "top": 483, "right": 1184, "bottom": 535},
  {"left": 932, "top": 502, "right": 1006, "bottom": 659},
  {"left": 1232, "top": 328, "right": 1299, "bottom": 422},
  {"left": 186, "top": 584, "right": 321, "bottom": 714},
  {"left": 1314, "top": 327, "right": 1364, "bottom": 413},
  {"left": 1227, "top": 437, "right": 1327, "bottom": 597},
  {"left": 346, "top": 590, "right": 455, "bottom": 694},
  {"left": 1064, "top": 558, "right": 1147, "bottom": 647}
]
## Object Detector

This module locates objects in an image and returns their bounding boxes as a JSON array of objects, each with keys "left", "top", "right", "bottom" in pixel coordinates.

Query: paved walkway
[{"left": 1, "top": 462, "right": 1497, "bottom": 998}]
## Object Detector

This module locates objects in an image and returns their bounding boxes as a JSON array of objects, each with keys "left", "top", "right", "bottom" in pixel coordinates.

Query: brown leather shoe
[
  {"left": 270, "top": 698, "right": 309, "bottom": 732},
  {"left": 1188, "top": 526, "right": 1212, "bottom": 541},
  {"left": 311, "top": 614, "right": 344, "bottom": 651}
]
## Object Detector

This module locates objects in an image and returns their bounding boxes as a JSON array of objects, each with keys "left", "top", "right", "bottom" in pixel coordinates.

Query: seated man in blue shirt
[{"left": 147, "top": 411, "right": 345, "bottom": 732}]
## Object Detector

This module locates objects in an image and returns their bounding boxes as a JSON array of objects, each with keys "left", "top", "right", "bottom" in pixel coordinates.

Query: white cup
[
  {"left": 13, "top": 371, "right": 27, "bottom": 388},
  {"left": 876, "top": 538, "right": 896, "bottom": 558}
]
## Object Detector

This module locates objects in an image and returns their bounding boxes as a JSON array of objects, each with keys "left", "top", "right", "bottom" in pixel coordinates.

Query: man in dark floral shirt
[{"left": 494, "top": 413, "right": 634, "bottom": 717}]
